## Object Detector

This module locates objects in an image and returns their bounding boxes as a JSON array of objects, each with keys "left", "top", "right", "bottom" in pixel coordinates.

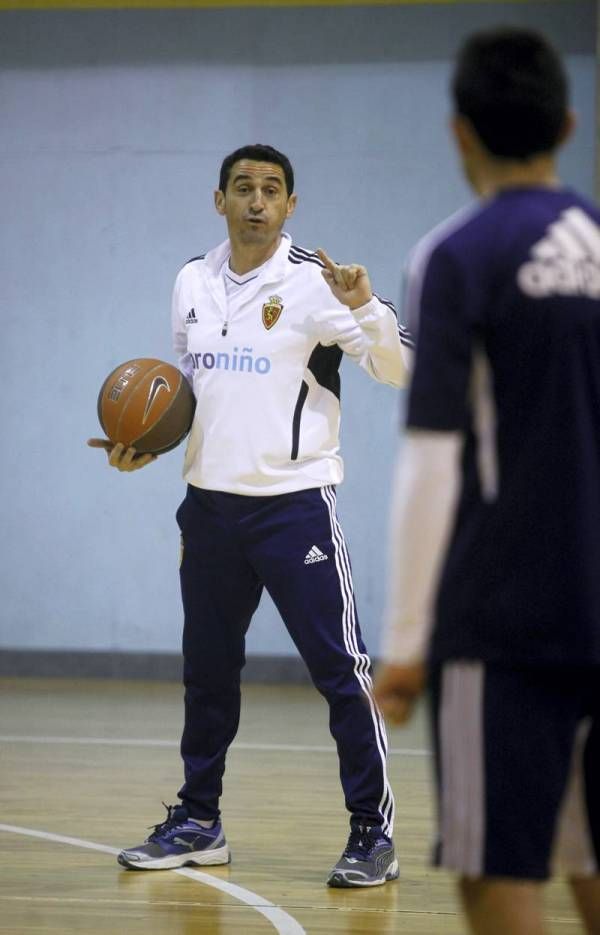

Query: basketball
[{"left": 97, "top": 358, "right": 195, "bottom": 455}]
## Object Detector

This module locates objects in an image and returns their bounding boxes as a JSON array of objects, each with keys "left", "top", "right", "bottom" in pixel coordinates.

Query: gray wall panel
[{"left": 0, "top": 1, "right": 595, "bottom": 659}]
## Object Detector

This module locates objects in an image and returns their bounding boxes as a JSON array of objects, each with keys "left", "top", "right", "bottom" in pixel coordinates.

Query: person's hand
[
  {"left": 317, "top": 248, "right": 373, "bottom": 311},
  {"left": 87, "top": 438, "right": 157, "bottom": 472},
  {"left": 373, "top": 662, "right": 426, "bottom": 725}
]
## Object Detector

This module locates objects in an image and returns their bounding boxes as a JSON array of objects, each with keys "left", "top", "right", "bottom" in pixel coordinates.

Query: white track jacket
[{"left": 172, "top": 233, "right": 412, "bottom": 495}]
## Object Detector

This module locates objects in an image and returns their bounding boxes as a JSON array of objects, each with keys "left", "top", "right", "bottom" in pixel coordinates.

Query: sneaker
[
  {"left": 117, "top": 803, "right": 230, "bottom": 870},
  {"left": 326, "top": 823, "right": 399, "bottom": 888}
]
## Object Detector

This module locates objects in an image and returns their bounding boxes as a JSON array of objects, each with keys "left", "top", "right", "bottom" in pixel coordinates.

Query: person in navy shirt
[{"left": 376, "top": 27, "right": 600, "bottom": 935}]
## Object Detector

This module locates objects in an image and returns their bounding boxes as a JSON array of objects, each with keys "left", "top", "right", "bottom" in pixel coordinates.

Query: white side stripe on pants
[
  {"left": 439, "top": 661, "right": 485, "bottom": 875},
  {"left": 320, "top": 485, "right": 395, "bottom": 836}
]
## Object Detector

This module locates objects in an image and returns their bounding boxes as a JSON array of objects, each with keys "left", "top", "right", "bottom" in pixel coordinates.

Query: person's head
[
  {"left": 218, "top": 144, "right": 294, "bottom": 197},
  {"left": 215, "top": 144, "right": 297, "bottom": 252},
  {"left": 450, "top": 27, "right": 573, "bottom": 190}
]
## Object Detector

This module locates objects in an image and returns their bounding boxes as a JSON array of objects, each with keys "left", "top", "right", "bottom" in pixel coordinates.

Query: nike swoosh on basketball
[{"left": 143, "top": 376, "right": 171, "bottom": 424}]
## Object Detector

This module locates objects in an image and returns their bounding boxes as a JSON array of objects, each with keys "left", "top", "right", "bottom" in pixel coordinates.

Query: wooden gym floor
[{"left": 0, "top": 677, "right": 583, "bottom": 934}]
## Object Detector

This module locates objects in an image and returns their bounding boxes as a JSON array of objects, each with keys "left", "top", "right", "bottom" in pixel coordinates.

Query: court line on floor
[
  {"left": 0, "top": 893, "right": 580, "bottom": 927},
  {"left": 0, "top": 735, "right": 429, "bottom": 755},
  {"left": 0, "top": 823, "right": 306, "bottom": 935}
]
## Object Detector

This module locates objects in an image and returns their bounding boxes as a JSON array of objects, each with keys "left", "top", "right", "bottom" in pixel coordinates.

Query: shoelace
[
  {"left": 343, "top": 825, "right": 382, "bottom": 861},
  {"left": 148, "top": 802, "right": 189, "bottom": 840}
]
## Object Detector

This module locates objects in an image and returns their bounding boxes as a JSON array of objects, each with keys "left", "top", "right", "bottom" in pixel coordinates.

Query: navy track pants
[{"left": 175, "top": 484, "right": 394, "bottom": 835}]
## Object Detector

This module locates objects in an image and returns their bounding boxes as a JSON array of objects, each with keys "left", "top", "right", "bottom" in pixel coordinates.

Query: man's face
[{"left": 214, "top": 160, "right": 297, "bottom": 246}]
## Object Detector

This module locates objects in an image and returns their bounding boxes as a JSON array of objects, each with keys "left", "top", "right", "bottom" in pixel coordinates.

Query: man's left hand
[{"left": 317, "top": 249, "right": 373, "bottom": 311}]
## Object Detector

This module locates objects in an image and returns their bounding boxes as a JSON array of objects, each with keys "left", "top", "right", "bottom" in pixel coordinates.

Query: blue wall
[{"left": 0, "top": 2, "right": 595, "bottom": 658}]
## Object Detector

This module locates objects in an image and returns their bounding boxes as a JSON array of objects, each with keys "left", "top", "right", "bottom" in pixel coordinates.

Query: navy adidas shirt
[{"left": 405, "top": 187, "right": 600, "bottom": 665}]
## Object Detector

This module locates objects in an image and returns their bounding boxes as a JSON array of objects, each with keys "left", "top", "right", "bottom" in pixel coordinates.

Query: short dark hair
[
  {"left": 452, "top": 27, "right": 569, "bottom": 159},
  {"left": 218, "top": 144, "right": 295, "bottom": 195}
]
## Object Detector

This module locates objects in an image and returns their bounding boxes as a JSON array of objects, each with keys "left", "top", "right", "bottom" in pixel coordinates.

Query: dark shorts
[{"left": 429, "top": 661, "right": 600, "bottom": 880}]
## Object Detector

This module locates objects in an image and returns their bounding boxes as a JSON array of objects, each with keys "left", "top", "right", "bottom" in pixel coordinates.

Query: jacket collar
[{"left": 203, "top": 231, "right": 292, "bottom": 283}]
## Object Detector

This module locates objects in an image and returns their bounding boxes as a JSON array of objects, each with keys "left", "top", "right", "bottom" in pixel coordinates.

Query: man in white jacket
[{"left": 90, "top": 144, "right": 411, "bottom": 886}]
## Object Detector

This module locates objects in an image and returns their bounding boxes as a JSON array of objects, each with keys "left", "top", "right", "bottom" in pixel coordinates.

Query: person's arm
[
  {"left": 373, "top": 237, "right": 475, "bottom": 722},
  {"left": 374, "top": 430, "right": 462, "bottom": 723},
  {"left": 317, "top": 249, "right": 412, "bottom": 387}
]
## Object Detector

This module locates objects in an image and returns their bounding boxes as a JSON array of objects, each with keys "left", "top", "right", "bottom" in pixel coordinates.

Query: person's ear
[
  {"left": 558, "top": 109, "right": 577, "bottom": 147},
  {"left": 214, "top": 190, "right": 226, "bottom": 216},
  {"left": 451, "top": 113, "right": 480, "bottom": 157},
  {"left": 285, "top": 194, "right": 298, "bottom": 219}
]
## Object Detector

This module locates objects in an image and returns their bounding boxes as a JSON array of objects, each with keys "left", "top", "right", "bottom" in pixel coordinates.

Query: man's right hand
[
  {"left": 373, "top": 661, "right": 426, "bottom": 726},
  {"left": 87, "top": 438, "right": 157, "bottom": 472}
]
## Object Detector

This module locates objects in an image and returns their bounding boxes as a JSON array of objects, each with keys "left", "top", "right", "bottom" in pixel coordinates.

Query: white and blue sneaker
[
  {"left": 327, "top": 822, "right": 399, "bottom": 887},
  {"left": 117, "top": 804, "right": 230, "bottom": 870}
]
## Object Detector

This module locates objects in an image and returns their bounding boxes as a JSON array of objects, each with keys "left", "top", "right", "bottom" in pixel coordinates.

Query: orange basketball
[{"left": 97, "top": 358, "right": 195, "bottom": 455}]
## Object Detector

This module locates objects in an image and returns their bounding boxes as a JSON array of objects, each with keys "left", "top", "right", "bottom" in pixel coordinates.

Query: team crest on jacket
[{"left": 262, "top": 295, "right": 283, "bottom": 330}]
